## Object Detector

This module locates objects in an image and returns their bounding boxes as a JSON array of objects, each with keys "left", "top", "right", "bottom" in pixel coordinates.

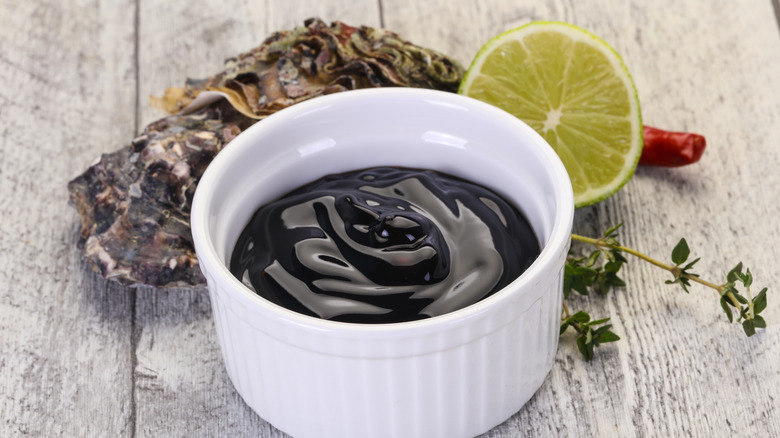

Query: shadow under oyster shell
[{"left": 68, "top": 18, "right": 465, "bottom": 287}]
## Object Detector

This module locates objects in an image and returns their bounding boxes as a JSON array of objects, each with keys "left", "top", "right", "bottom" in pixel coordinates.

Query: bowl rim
[{"left": 191, "top": 87, "right": 574, "bottom": 336}]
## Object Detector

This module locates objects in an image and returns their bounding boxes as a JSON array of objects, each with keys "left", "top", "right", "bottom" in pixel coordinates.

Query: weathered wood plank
[
  {"left": 133, "top": 3, "right": 275, "bottom": 434},
  {"left": 265, "top": 0, "right": 382, "bottom": 34},
  {"left": 132, "top": 287, "right": 287, "bottom": 437},
  {"left": 571, "top": 2, "right": 780, "bottom": 437},
  {"left": 387, "top": 1, "right": 780, "bottom": 436},
  {"left": 0, "top": 0, "right": 137, "bottom": 436},
  {"left": 3, "top": 0, "right": 779, "bottom": 437},
  {"left": 131, "top": 2, "right": 381, "bottom": 437}
]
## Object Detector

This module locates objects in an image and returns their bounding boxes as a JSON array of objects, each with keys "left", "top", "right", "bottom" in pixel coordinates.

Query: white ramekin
[{"left": 191, "top": 88, "right": 574, "bottom": 438}]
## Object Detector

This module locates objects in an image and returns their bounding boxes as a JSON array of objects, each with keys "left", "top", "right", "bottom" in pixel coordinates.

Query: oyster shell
[
  {"left": 152, "top": 18, "right": 464, "bottom": 118},
  {"left": 68, "top": 18, "right": 464, "bottom": 287},
  {"left": 68, "top": 100, "right": 253, "bottom": 286}
]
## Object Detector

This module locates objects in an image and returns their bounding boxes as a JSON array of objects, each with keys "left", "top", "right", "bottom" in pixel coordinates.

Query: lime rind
[{"left": 459, "top": 21, "right": 643, "bottom": 208}]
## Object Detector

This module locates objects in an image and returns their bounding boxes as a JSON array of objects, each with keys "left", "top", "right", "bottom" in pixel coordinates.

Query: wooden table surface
[{"left": 2, "top": 1, "right": 779, "bottom": 436}]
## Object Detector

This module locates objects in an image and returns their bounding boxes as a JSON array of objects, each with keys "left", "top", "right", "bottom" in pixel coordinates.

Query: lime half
[{"left": 459, "top": 21, "right": 642, "bottom": 208}]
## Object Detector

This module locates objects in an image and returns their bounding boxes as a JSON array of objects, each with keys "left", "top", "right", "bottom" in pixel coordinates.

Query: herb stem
[
  {"left": 564, "top": 225, "right": 766, "bottom": 355},
  {"left": 561, "top": 299, "right": 582, "bottom": 332},
  {"left": 570, "top": 233, "right": 741, "bottom": 308},
  {"left": 745, "top": 284, "right": 755, "bottom": 320},
  {"left": 562, "top": 298, "right": 572, "bottom": 319}
]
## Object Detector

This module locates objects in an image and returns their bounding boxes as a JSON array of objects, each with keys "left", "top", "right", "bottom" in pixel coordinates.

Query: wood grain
[
  {"left": 1, "top": 0, "right": 779, "bottom": 437},
  {"left": 131, "top": 3, "right": 381, "bottom": 437},
  {"left": 0, "top": 0, "right": 138, "bottom": 436}
]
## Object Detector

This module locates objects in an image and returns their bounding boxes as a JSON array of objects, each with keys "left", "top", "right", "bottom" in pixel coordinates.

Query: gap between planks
[
  {"left": 130, "top": 0, "right": 141, "bottom": 436},
  {"left": 773, "top": 0, "right": 780, "bottom": 37}
]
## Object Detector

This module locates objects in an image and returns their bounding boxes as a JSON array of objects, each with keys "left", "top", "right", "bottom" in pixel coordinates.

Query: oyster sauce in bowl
[{"left": 190, "top": 88, "right": 574, "bottom": 438}]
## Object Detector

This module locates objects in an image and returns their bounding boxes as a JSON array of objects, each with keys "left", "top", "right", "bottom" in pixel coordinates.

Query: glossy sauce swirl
[{"left": 230, "top": 167, "right": 540, "bottom": 323}]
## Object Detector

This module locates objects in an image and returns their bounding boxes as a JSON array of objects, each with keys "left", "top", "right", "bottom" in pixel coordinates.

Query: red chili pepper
[{"left": 640, "top": 125, "right": 706, "bottom": 167}]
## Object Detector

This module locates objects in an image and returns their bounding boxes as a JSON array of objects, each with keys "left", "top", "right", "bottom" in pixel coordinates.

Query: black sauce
[{"left": 230, "top": 167, "right": 540, "bottom": 324}]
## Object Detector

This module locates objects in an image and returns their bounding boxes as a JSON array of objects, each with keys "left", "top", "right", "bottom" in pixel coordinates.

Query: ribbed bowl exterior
[
  {"left": 204, "top": 248, "right": 566, "bottom": 438},
  {"left": 191, "top": 88, "right": 575, "bottom": 438}
]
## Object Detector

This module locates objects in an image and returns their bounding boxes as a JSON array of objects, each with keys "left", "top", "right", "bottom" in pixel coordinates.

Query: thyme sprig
[
  {"left": 560, "top": 300, "right": 620, "bottom": 361},
  {"left": 561, "top": 224, "right": 768, "bottom": 360}
]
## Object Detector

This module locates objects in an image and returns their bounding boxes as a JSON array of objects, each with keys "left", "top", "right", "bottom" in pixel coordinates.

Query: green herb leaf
[
  {"left": 720, "top": 295, "right": 734, "bottom": 323},
  {"left": 671, "top": 238, "right": 690, "bottom": 265},
  {"left": 597, "top": 329, "right": 621, "bottom": 343},
  {"left": 682, "top": 258, "right": 700, "bottom": 272},
  {"left": 586, "top": 250, "right": 601, "bottom": 267},
  {"left": 740, "top": 306, "right": 749, "bottom": 321},
  {"left": 603, "top": 223, "right": 623, "bottom": 237},
  {"left": 586, "top": 317, "right": 610, "bottom": 326},
  {"left": 727, "top": 262, "right": 743, "bottom": 283},
  {"left": 576, "top": 335, "right": 593, "bottom": 361},
  {"left": 744, "top": 268, "right": 754, "bottom": 288},
  {"left": 742, "top": 319, "right": 756, "bottom": 337},
  {"left": 753, "top": 288, "right": 768, "bottom": 315},
  {"left": 566, "top": 224, "right": 769, "bottom": 361},
  {"left": 573, "top": 311, "right": 591, "bottom": 324},
  {"left": 666, "top": 274, "right": 692, "bottom": 293}
]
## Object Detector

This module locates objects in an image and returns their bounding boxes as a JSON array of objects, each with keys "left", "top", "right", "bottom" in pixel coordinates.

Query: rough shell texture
[
  {"left": 68, "top": 100, "right": 253, "bottom": 286},
  {"left": 151, "top": 18, "right": 464, "bottom": 118},
  {"left": 68, "top": 18, "right": 465, "bottom": 287}
]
